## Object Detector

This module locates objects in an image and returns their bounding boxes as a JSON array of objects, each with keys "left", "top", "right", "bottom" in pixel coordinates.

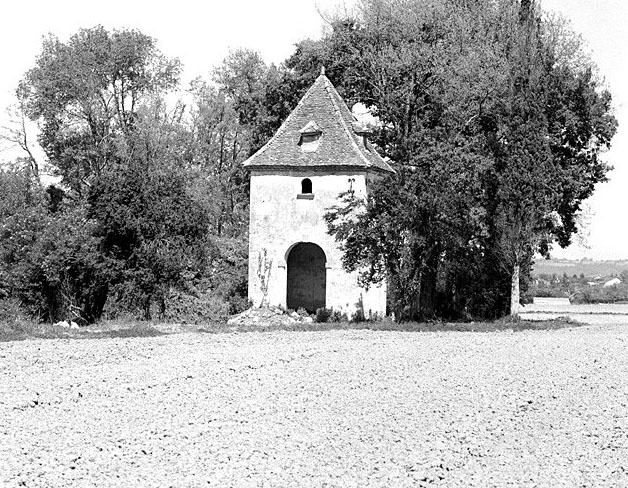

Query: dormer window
[{"left": 299, "top": 121, "right": 322, "bottom": 152}]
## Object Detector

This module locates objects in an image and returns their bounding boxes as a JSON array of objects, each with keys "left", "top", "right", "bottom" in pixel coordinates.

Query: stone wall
[{"left": 248, "top": 168, "right": 386, "bottom": 317}]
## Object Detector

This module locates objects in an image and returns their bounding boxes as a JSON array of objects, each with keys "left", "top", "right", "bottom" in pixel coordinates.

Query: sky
[{"left": 0, "top": 0, "right": 626, "bottom": 260}]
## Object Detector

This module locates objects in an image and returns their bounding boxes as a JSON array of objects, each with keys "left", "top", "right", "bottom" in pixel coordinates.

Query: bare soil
[{"left": 2, "top": 325, "right": 628, "bottom": 487}]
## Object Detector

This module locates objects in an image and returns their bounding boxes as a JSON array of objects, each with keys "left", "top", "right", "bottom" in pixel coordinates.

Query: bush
[
  {"left": 532, "top": 288, "right": 568, "bottom": 298},
  {"left": 351, "top": 308, "right": 366, "bottom": 323},
  {"left": 571, "top": 283, "right": 628, "bottom": 304},
  {"left": 227, "top": 295, "right": 251, "bottom": 315},
  {"left": 331, "top": 310, "right": 349, "bottom": 322},
  {"left": 157, "top": 290, "right": 231, "bottom": 324},
  {"left": 1, "top": 201, "right": 108, "bottom": 324},
  {"left": 315, "top": 307, "right": 332, "bottom": 323},
  {"left": 0, "top": 298, "right": 22, "bottom": 324},
  {"left": 88, "top": 159, "right": 211, "bottom": 321},
  {"left": 315, "top": 307, "right": 350, "bottom": 323}
]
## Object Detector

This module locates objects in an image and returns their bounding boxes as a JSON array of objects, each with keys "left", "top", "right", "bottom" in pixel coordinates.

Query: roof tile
[{"left": 243, "top": 73, "right": 394, "bottom": 174}]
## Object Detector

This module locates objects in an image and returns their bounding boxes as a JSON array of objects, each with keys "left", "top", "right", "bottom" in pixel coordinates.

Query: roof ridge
[{"left": 321, "top": 77, "right": 374, "bottom": 170}]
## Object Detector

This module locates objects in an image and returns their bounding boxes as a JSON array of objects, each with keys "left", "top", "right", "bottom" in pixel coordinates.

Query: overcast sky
[{"left": 0, "top": 0, "right": 626, "bottom": 260}]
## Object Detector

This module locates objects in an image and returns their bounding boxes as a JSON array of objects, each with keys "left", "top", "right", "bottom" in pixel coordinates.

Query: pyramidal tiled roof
[{"left": 243, "top": 71, "right": 395, "bottom": 174}]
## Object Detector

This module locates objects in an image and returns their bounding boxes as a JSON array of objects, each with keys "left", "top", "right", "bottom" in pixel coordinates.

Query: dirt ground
[{"left": 2, "top": 325, "right": 628, "bottom": 487}]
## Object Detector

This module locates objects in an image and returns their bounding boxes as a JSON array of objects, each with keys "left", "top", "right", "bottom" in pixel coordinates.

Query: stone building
[{"left": 243, "top": 68, "right": 394, "bottom": 317}]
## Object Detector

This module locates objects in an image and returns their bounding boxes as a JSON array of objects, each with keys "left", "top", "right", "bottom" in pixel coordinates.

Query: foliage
[
  {"left": 0, "top": 171, "right": 107, "bottom": 323},
  {"left": 186, "top": 79, "right": 250, "bottom": 237},
  {"left": 529, "top": 271, "right": 628, "bottom": 304},
  {"left": 158, "top": 290, "right": 231, "bottom": 324},
  {"left": 315, "top": 307, "right": 333, "bottom": 323},
  {"left": 19, "top": 26, "right": 181, "bottom": 197},
  {"left": 533, "top": 259, "right": 628, "bottom": 277},
  {"left": 214, "top": 49, "right": 299, "bottom": 155},
  {"left": 316, "top": 0, "right": 617, "bottom": 320},
  {"left": 88, "top": 121, "right": 210, "bottom": 319},
  {"left": 201, "top": 315, "right": 581, "bottom": 334},
  {"left": 7, "top": 27, "right": 244, "bottom": 323},
  {"left": 256, "top": 248, "right": 272, "bottom": 307},
  {"left": 571, "top": 283, "right": 628, "bottom": 304},
  {"left": 296, "top": 307, "right": 310, "bottom": 318},
  {"left": 0, "top": 320, "right": 165, "bottom": 342},
  {"left": 10, "top": 27, "right": 262, "bottom": 323}
]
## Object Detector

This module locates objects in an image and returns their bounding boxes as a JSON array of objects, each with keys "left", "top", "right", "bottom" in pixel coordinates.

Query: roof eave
[{"left": 245, "top": 163, "right": 395, "bottom": 175}]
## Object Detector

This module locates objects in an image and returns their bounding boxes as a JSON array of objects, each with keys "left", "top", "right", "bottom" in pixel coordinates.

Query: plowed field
[{"left": 2, "top": 326, "right": 628, "bottom": 487}]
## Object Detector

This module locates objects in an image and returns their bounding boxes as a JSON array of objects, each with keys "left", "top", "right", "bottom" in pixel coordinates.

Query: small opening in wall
[{"left": 301, "top": 178, "right": 312, "bottom": 194}]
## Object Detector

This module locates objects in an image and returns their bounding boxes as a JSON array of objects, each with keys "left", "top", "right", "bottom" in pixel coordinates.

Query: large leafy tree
[
  {"left": 316, "top": 0, "right": 509, "bottom": 319},
  {"left": 87, "top": 98, "right": 210, "bottom": 320},
  {"left": 10, "top": 27, "right": 211, "bottom": 323},
  {"left": 479, "top": 0, "right": 616, "bottom": 316},
  {"left": 19, "top": 26, "right": 181, "bottom": 197},
  {"left": 313, "top": 0, "right": 617, "bottom": 320}
]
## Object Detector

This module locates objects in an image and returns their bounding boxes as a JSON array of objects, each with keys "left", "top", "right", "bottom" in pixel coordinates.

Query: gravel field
[{"left": 2, "top": 325, "right": 628, "bottom": 487}]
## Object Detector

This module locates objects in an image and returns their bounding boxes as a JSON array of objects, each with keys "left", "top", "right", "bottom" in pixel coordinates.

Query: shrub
[
  {"left": 2, "top": 202, "right": 108, "bottom": 324},
  {"left": 315, "top": 307, "right": 350, "bottom": 323},
  {"left": 330, "top": 309, "right": 349, "bottom": 322},
  {"left": 156, "top": 290, "right": 231, "bottom": 324},
  {"left": 571, "top": 283, "right": 628, "bottom": 304},
  {"left": 227, "top": 295, "right": 251, "bottom": 315},
  {"left": 351, "top": 308, "right": 366, "bottom": 323},
  {"left": 0, "top": 298, "right": 21, "bottom": 324},
  {"left": 88, "top": 159, "right": 210, "bottom": 320},
  {"left": 315, "top": 307, "right": 333, "bottom": 323}
]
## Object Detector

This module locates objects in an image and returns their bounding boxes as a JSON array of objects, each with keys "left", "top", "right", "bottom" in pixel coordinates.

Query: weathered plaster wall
[{"left": 248, "top": 168, "right": 386, "bottom": 317}]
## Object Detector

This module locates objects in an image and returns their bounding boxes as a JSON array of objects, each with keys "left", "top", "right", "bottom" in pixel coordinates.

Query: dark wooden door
[{"left": 287, "top": 243, "right": 326, "bottom": 312}]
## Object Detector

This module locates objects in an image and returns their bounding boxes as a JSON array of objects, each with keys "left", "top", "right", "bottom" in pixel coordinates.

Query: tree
[
  {"left": 315, "top": 0, "right": 508, "bottom": 319},
  {"left": 316, "top": 0, "right": 617, "bottom": 319},
  {"left": 180, "top": 51, "right": 300, "bottom": 310},
  {"left": 88, "top": 99, "right": 210, "bottom": 320},
  {"left": 0, "top": 101, "right": 43, "bottom": 182},
  {"left": 480, "top": 1, "right": 617, "bottom": 317},
  {"left": 19, "top": 26, "right": 181, "bottom": 197},
  {"left": 187, "top": 79, "right": 250, "bottom": 238},
  {"left": 214, "top": 49, "right": 294, "bottom": 155},
  {"left": 9, "top": 26, "right": 216, "bottom": 323},
  {"left": 0, "top": 168, "right": 107, "bottom": 323}
]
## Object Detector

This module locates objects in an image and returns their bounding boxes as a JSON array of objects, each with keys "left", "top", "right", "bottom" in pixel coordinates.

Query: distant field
[
  {"left": 521, "top": 297, "right": 628, "bottom": 325},
  {"left": 532, "top": 259, "right": 628, "bottom": 277}
]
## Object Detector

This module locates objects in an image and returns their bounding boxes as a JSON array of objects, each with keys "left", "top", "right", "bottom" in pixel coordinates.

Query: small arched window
[{"left": 301, "top": 178, "right": 312, "bottom": 194}]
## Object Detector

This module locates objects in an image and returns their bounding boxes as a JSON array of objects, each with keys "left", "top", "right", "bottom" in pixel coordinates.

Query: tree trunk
[
  {"left": 419, "top": 250, "right": 439, "bottom": 319},
  {"left": 510, "top": 263, "right": 520, "bottom": 317}
]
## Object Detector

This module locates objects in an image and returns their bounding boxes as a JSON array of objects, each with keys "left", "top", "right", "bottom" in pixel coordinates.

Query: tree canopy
[{"left": 315, "top": 0, "right": 617, "bottom": 320}]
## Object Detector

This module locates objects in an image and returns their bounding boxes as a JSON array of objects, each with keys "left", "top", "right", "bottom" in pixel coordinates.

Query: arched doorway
[{"left": 287, "top": 243, "right": 326, "bottom": 312}]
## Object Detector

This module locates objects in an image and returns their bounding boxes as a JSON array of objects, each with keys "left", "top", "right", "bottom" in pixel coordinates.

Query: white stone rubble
[{"left": 227, "top": 306, "right": 313, "bottom": 327}]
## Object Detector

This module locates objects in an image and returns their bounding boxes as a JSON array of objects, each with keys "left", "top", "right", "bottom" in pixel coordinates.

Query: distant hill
[{"left": 532, "top": 259, "right": 628, "bottom": 278}]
